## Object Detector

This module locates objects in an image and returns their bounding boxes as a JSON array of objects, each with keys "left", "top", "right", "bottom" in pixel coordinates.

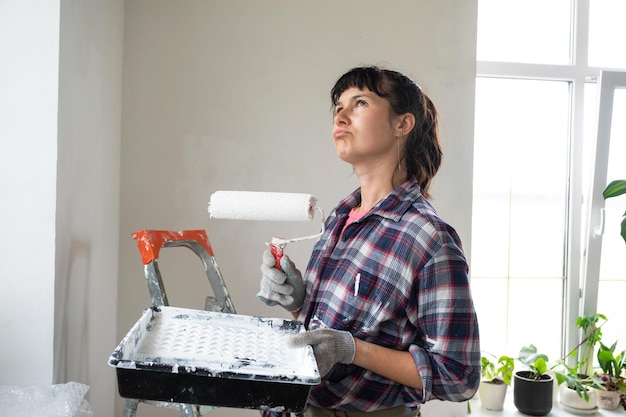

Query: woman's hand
[
  {"left": 289, "top": 329, "right": 355, "bottom": 377},
  {"left": 257, "top": 250, "right": 305, "bottom": 312}
]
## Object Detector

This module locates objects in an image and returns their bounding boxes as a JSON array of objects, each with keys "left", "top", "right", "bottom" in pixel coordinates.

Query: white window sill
[{"left": 468, "top": 392, "right": 624, "bottom": 417}]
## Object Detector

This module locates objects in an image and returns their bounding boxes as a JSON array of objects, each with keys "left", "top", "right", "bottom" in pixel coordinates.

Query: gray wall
[
  {"left": 0, "top": 1, "right": 477, "bottom": 416},
  {"left": 118, "top": 1, "right": 477, "bottom": 416},
  {"left": 56, "top": 0, "right": 124, "bottom": 414}
]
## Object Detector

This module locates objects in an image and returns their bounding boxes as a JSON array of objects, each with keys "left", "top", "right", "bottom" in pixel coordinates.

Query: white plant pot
[
  {"left": 558, "top": 383, "right": 598, "bottom": 412},
  {"left": 479, "top": 380, "right": 508, "bottom": 411},
  {"left": 595, "top": 389, "right": 622, "bottom": 410}
]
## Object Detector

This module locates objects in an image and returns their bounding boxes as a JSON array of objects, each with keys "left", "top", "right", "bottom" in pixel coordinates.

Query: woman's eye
[
  {"left": 356, "top": 99, "right": 367, "bottom": 107},
  {"left": 334, "top": 107, "right": 343, "bottom": 115}
]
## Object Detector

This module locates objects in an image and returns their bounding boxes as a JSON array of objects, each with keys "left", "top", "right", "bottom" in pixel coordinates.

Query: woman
[{"left": 258, "top": 66, "right": 480, "bottom": 417}]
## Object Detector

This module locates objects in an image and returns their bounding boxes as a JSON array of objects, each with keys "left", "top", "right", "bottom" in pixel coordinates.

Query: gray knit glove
[
  {"left": 289, "top": 329, "right": 355, "bottom": 377},
  {"left": 257, "top": 249, "right": 305, "bottom": 312}
]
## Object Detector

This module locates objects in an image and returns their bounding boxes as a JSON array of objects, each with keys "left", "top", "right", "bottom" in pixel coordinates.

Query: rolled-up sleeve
[{"left": 404, "top": 238, "right": 481, "bottom": 403}]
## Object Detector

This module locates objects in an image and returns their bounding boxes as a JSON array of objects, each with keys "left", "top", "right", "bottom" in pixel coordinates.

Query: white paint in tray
[{"left": 109, "top": 306, "right": 320, "bottom": 385}]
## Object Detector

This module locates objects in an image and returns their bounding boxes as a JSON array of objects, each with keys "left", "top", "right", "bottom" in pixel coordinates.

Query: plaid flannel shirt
[{"left": 296, "top": 177, "right": 480, "bottom": 412}]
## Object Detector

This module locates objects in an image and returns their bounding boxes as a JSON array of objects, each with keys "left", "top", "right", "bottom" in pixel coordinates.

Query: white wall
[
  {"left": 0, "top": 1, "right": 123, "bottom": 416},
  {"left": 55, "top": 0, "right": 124, "bottom": 414},
  {"left": 119, "top": 1, "right": 477, "bottom": 416},
  {"left": 0, "top": 0, "right": 60, "bottom": 385}
]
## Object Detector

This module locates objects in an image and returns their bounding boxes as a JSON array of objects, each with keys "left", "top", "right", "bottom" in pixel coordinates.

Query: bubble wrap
[{"left": 0, "top": 381, "right": 93, "bottom": 417}]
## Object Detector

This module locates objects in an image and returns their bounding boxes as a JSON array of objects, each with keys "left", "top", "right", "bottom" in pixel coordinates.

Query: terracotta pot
[
  {"left": 595, "top": 389, "right": 622, "bottom": 410},
  {"left": 513, "top": 371, "right": 554, "bottom": 416},
  {"left": 479, "top": 380, "right": 508, "bottom": 411}
]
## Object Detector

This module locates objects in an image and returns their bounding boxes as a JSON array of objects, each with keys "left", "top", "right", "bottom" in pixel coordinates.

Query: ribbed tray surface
[
  {"left": 110, "top": 306, "right": 319, "bottom": 384},
  {"left": 137, "top": 313, "right": 290, "bottom": 365}
]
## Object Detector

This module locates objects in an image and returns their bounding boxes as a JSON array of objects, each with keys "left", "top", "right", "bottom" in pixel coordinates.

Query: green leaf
[
  {"left": 497, "top": 355, "right": 515, "bottom": 385},
  {"left": 482, "top": 356, "right": 497, "bottom": 380},
  {"left": 482, "top": 354, "right": 515, "bottom": 385},
  {"left": 518, "top": 344, "right": 550, "bottom": 379},
  {"left": 535, "top": 357, "right": 547, "bottom": 375},
  {"left": 603, "top": 180, "right": 626, "bottom": 199}
]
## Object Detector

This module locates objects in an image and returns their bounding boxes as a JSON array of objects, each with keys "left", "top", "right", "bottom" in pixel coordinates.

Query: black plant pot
[{"left": 513, "top": 370, "right": 554, "bottom": 416}]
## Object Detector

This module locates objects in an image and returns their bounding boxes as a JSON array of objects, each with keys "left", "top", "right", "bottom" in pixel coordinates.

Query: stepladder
[{"left": 122, "top": 229, "right": 236, "bottom": 417}]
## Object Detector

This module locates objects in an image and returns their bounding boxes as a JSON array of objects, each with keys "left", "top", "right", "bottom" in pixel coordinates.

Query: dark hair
[{"left": 331, "top": 66, "right": 442, "bottom": 199}]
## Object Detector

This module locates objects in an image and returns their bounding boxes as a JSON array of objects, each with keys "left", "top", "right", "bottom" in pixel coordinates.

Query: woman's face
[{"left": 332, "top": 87, "right": 400, "bottom": 169}]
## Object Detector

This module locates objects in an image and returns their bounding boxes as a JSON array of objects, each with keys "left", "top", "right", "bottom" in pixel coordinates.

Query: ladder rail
[{"left": 121, "top": 229, "right": 235, "bottom": 416}]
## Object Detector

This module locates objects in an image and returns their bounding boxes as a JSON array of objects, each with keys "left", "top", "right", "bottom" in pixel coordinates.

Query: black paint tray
[{"left": 108, "top": 306, "right": 320, "bottom": 412}]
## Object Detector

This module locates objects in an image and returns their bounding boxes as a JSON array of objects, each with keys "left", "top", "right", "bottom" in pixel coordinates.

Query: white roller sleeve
[{"left": 208, "top": 191, "right": 317, "bottom": 222}]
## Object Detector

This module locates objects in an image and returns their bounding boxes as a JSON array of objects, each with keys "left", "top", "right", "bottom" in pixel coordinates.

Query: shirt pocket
[{"left": 343, "top": 270, "right": 399, "bottom": 337}]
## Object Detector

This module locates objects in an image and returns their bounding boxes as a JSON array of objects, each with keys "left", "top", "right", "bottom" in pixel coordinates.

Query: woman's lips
[{"left": 333, "top": 128, "right": 350, "bottom": 139}]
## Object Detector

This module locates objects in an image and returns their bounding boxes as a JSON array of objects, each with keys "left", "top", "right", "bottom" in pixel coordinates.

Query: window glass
[
  {"left": 588, "top": 0, "right": 626, "bottom": 68},
  {"left": 577, "top": 78, "right": 626, "bottom": 366},
  {"left": 471, "top": 77, "right": 570, "bottom": 359},
  {"left": 477, "top": 0, "right": 572, "bottom": 64}
]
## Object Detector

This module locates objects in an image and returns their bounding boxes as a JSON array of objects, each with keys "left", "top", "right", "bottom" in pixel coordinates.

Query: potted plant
[
  {"left": 602, "top": 179, "right": 626, "bottom": 244},
  {"left": 549, "top": 313, "right": 606, "bottom": 411},
  {"left": 554, "top": 359, "right": 603, "bottom": 413},
  {"left": 479, "top": 353, "right": 515, "bottom": 411},
  {"left": 575, "top": 313, "right": 607, "bottom": 375},
  {"left": 594, "top": 341, "right": 626, "bottom": 410},
  {"left": 514, "top": 345, "right": 554, "bottom": 416}
]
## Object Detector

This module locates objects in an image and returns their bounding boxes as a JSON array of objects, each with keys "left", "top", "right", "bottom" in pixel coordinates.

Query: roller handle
[{"left": 269, "top": 238, "right": 286, "bottom": 271}]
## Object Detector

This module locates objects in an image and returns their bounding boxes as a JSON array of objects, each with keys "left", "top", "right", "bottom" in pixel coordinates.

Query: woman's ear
[{"left": 397, "top": 113, "right": 416, "bottom": 136}]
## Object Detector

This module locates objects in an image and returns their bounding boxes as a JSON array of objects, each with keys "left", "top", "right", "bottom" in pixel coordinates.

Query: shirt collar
[{"left": 336, "top": 177, "right": 423, "bottom": 222}]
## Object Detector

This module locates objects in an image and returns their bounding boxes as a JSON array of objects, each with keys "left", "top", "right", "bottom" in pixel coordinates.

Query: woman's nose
[{"left": 334, "top": 108, "right": 348, "bottom": 125}]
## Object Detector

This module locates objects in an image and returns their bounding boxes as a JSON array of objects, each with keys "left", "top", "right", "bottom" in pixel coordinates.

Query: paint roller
[{"left": 207, "top": 190, "right": 325, "bottom": 270}]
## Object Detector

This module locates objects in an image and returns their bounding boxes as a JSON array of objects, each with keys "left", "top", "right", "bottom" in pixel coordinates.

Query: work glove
[
  {"left": 257, "top": 249, "right": 305, "bottom": 312},
  {"left": 289, "top": 329, "right": 355, "bottom": 377}
]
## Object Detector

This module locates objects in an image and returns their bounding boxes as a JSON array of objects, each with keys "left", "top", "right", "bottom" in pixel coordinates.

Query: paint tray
[{"left": 108, "top": 306, "right": 320, "bottom": 412}]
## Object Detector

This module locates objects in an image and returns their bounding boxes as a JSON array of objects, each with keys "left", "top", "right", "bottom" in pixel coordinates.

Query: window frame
[
  {"left": 474, "top": 0, "right": 607, "bottom": 359},
  {"left": 582, "top": 70, "right": 626, "bottom": 322}
]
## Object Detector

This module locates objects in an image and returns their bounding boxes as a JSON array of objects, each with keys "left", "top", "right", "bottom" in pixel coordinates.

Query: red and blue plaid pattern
[{"left": 292, "top": 178, "right": 480, "bottom": 412}]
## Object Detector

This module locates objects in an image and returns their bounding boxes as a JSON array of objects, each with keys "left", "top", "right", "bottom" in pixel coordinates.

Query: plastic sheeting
[{"left": 0, "top": 381, "right": 93, "bottom": 417}]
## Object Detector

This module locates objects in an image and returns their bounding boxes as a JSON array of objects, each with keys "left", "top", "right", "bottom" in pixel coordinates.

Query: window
[
  {"left": 472, "top": 0, "right": 626, "bottom": 363},
  {"left": 581, "top": 73, "right": 626, "bottom": 348}
]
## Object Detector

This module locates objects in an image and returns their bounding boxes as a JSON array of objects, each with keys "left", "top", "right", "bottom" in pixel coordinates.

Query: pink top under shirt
[{"left": 341, "top": 207, "right": 368, "bottom": 237}]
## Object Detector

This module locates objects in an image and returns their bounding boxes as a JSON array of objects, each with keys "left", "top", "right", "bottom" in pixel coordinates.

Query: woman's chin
[{"left": 334, "top": 146, "right": 351, "bottom": 162}]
